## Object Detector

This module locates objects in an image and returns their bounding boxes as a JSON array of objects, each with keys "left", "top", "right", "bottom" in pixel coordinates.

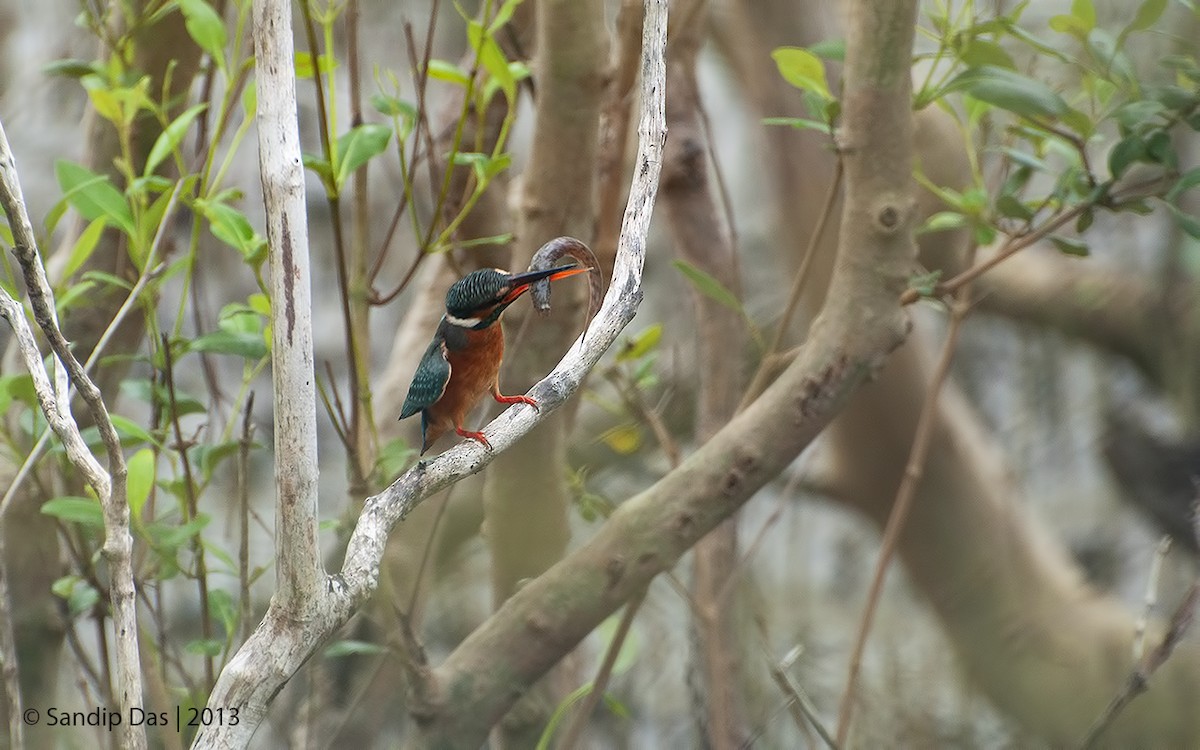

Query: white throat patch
[{"left": 445, "top": 313, "right": 482, "bottom": 328}]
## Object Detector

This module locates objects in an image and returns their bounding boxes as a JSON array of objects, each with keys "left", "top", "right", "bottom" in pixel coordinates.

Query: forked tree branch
[
  {"left": 0, "top": 120, "right": 146, "bottom": 749},
  {"left": 194, "top": 1, "right": 666, "bottom": 746}
]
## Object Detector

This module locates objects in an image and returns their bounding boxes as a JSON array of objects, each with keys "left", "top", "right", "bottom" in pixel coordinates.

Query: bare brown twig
[{"left": 836, "top": 292, "right": 971, "bottom": 744}]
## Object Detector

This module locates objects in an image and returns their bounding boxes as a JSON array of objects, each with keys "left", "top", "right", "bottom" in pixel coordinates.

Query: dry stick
[
  {"left": 760, "top": 640, "right": 839, "bottom": 750},
  {"left": 1080, "top": 500, "right": 1200, "bottom": 747},
  {"left": 1134, "top": 536, "right": 1172, "bottom": 663},
  {"left": 0, "top": 120, "right": 145, "bottom": 749},
  {"left": 558, "top": 587, "right": 649, "bottom": 750},
  {"left": 0, "top": 531, "right": 24, "bottom": 750},
  {"left": 739, "top": 161, "right": 843, "bottom": 411},
  {"left": 299, "top": 2, "right": 368, "bottom": 493},
  {"left": 835, "top": 295, "right": 970, "bottom": 745},
  {"left": 346, "top": 0, "right": 378, "bottom": 473},
  {"left": 161, "top": 333, "right": 215, "bottom": 690},
  {"left": 1080, "top": 581, "right": 1200, "bottom": 748},
  {"left": 237, "top": 392, "right": 256, "bottom": 644}
]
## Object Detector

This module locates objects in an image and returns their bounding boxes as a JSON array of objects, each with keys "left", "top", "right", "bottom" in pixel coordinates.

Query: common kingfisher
[{"left": 399, "top": 264, "right": 588, "bottom": 453}]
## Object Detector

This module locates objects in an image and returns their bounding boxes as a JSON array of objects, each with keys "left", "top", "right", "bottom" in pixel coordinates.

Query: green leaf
[
  {"left": 1144, "top": 130, "right": 1177, "bottom": 169},
  {"left": 770, "top": 47, "right": 831, "bottom": 100},
  {"left": 426, "top": 59, "right": 470, "bottom": 87},
  {"left": 195, "top": 199, "right": 267, "bottom": 265},
  {"left": 302, "top": 153, "right": 333, "bottom": 187},
  {"left": 294, "top": 51, "right": 338, "bottom": 79},
  {"left": 42, "top": 496, "right": 105, "bottom": 529},
  {"left": 1072, "top": 0, "right": 1097, "bottom": 28},
  {"left": 1050, "top": 236, "right": 1089, "bottom": 256},
  {"left": 42, "top": 58, "right": 104, "bottom": 79},
  {"left": 761, "top": 116, "right": 832, "bottom": 134},
  {"left": 178, "top": 0, "right": 227, "bottom": 66},
  {"left": 335, "top": 124, "right": 392, "bottom": 189},
  {"left": 488, "top": 0, "right": 525, "bottom": 33},
  {"left": 1167, "top": 204, "right": 1200, "bottom": 240},
  {"left": 1129, "top": 0, "right": 1168, "bottom": 32},
  {"left": 1087, "top": 29, "right": 1136, "bottom": 84},
  {"left": 960, "top": 39, "right": 1015, "bottom": 69},
  {"left": 153, "top": 514, "right": 211, "bottom": 549},
  {"left": 209, "top": 589, "right": 238, "bottom": 638},
  {"left": 600, "top": 423, "right": 643, "bottom": 455},
  {"left": 52, "top": 576, "right": 100, "bottom": 616},
  {"left": 55, "top": 280, "right": 97, "bottom": 314},
  {"left": 189, "top": 330, "right": 268, "bottom": 360},
  {"left": 1166, "top": 167, "right": 1200, "bottom": 203},
  {"left": 1050, "top": 0, "right": 1095, "bottom": 36},
  {"left": 995, "top": 195, "right": 1034, "bottom": 221},
  {"left": 595, "top": 614, "right": 640, "bottom": 676},
  {"left": 372, "top": 438, "right": 416, "bottom": 482},
  {"left": 370, "top": 93, "right": 417, "bottom": 138},
  {"left": 324, "top": 640, "right": 388, "bottom": 658},
  {"left": 120, "top": 378, "right": 206, "bottom": 417},
  {"left": 917, "top": 211, "right": 968, "bottom": 234},
  {"left": 466, "top": 20, "right": 515, "bottom": 101},
  {"left": 126, "top": 448, "right": 156, "bottom": 521},
  {"left": 54, "top": 160, "right": 135, "bottom": 237},
  {"left": 1108, "top": 134, "right": 1146, "bottom": 178},
  {"left": 908, "top": 270, "right": 943, "bottom": 298},
  {"left": 616, "top": 324, "right": 662, "bottom": 363},
  {"left": 191, "top": 439, "right": 245, "bottom": 482},
  {"left": 944, "top": 66, "right": 1068, "bottom": 119},
  {"left": 144, "top": 103, "right": 207, "bottom": 176},
  {"left": 185, "top": 639, "right": 223, "bottom": 657},
  {"left": 672, "top": 260, "right": 742, "bottom": 313},
  {"left": 807, "top": 38, "right": 845, "bottom": 61},
  {"left": 62, "top": 217, "right": 108, "bottom": 281}
]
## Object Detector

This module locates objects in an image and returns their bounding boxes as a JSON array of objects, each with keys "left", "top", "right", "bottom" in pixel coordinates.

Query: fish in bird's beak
[{"left": 501, "top": 265, "right": 588, "bottom": 303}]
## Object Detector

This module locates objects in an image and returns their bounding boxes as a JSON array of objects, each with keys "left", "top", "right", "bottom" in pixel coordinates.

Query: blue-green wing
[{"left": 399, "top": 338, "right": 451, "bottom": 419}]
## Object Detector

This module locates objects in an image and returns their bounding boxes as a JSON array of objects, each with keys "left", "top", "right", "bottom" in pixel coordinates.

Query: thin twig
[
  {"left": 836, "top": 292, "right": 971, "bottom": 744},
  {"left": 238, "top": 391, "right": 256, "bottom": 644},
  {"left": 760, "top": 640, "right": 840, "bottom": 750},
  {"left": 161, "top": 333, "right": 214, "bottom": 689},
  {"left": 558, "top": 587, "right": 648, "bottom": 750},
  {"left": 1080, "top": 582, "right": 1200, "bottom": 748},
  {"left": 0, "top": 530, "right": 24, "bottom": 750},
  {"left": 739, "top": 161, "right": 843, "bottom": 410},
  {"left": 901, "top": 174, "right": 1176, "bottom": 305},
  {"left": 0, "top": 117, "right": 145, "bottom": 749},
  {"left": 1134, "top": 537, "right": 1171, "bottom": 662}
]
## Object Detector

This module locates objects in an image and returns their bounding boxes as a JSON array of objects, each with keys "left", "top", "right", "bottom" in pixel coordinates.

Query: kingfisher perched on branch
[{"left": 399, "top": 264, "right": 588, "bottom": 454}]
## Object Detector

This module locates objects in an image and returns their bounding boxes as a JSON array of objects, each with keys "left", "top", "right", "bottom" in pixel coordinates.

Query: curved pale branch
[
  {"left": 194, "top": 1, "right": 666, "bottom": 746},
  {"left": 0, "top": 121, "right": 145, "bottom": 749}
]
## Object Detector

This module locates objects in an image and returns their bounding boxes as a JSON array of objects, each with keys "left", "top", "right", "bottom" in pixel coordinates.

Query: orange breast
[{"left": 428, "top": 324, "right": 505, "bottom": 431}]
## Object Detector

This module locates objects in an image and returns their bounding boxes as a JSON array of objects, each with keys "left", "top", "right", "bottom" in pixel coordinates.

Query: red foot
[
  {"left": 455, "top": 427, "right": 492, "bottom": 449},
  {"left": 493, "top": 393, "right": 539, "bottom": 411}
]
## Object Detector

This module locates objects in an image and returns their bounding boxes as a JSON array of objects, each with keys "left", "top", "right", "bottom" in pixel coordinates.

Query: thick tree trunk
[{"left": 481, "top": 0, "right": 606, "bottom": 745}]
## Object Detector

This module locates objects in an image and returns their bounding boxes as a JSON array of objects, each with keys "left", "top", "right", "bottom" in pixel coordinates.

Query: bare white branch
[
  {"left": 194, "top": 0, "right": 666, "bottom": 746},
  {"left": 253, "top": 0, "right": 324, "bottom": 613},
  {"left": 0, "top": 119, "right": 145, "bottom": 749}
]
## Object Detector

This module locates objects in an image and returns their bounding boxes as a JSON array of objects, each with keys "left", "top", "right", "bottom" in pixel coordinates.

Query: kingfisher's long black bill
[{"left": 504, "top": 264, "right": 588, "bottom": 301}]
